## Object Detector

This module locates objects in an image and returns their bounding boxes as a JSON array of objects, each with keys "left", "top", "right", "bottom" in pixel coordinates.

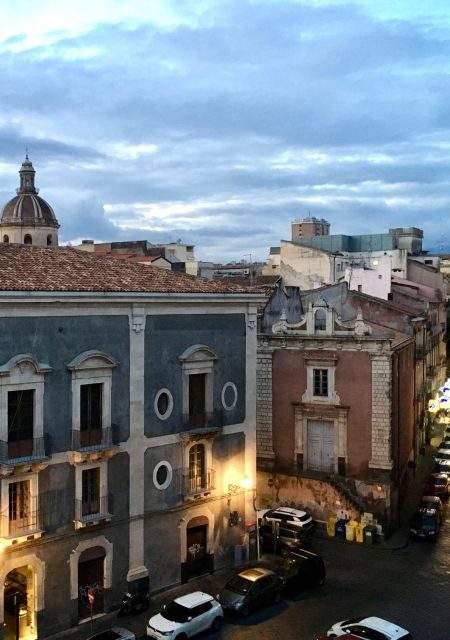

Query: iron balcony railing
[
  {"left": 183, "top": 468, "right": 215, "bottom": 496},
  {"left": 0, "top": 436, "right": 48, "bottom": 465},
  {"left": 71, "top": 427, "right": 114, "bottom": 452},
  {"left": 74, "top": 496, "right": 110, "bottom": 523},
  {"left": 182, "top": 410, "right": 223, "bottom": 431},
  {"left": 0, "top": 495, "right": 39, "bottom": 537}
]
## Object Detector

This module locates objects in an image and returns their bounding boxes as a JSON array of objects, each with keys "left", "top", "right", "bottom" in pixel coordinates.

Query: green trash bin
[{"left": 363, "top": 524, "right": 377, "bottom": 544}]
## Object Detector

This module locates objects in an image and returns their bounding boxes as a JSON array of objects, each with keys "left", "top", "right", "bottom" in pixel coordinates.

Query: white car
[
  {"left": 147, "top": 591, "right": 223, "bottom": 640},
  {"left": 434, "top": 447, "right": 450, "bottom": 463},
  {"left": 327, "top": 616, "right": 412, "bottom": 639},
  {"left": 261, "top": 507, "right": 314, "bottom": 531}
]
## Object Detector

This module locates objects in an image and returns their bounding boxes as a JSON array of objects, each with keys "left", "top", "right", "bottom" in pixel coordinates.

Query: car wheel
[
  {"left": 211, "top": 617, "right": 223, "bottom": 632},
  {"left": 174, "top": 634, "right": 187, "bottom": 640},
  {"left": 241, "top": 605, "right": 250, "bottom": 617},
  {"left": 274, "top": 592, "right": 281, "bottom": 604}
]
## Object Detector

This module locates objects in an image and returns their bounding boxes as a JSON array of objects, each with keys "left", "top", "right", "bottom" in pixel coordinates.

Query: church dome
[{"left": 0, "top": 156, "right": 60, "bottom": 229}]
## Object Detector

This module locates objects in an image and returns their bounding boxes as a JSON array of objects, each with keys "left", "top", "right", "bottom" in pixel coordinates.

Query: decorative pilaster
[{"left": 369, "top": 355, "right": 393, "bottom": 470}]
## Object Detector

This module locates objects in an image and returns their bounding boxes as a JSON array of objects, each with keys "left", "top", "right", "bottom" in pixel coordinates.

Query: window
[
  {"left": 82, "top": 467, "right": 100, "bottom": 516},
  {"left": 74, "top": 461, "right": 111, "bottom": 527},
  {"left": 80, "top": 383, "right": 102, "bottom": 446},
  {"left": 68, "top": 351, "right": 117, "bottom": 451},
  {"left": 24, "top": 234, "right": 32, "bottom": 245},
  {"left": 154, "top": 388, "right": 173, "bottom": 420},
  {"left": 8, "top": 389, "right": 34, "bottom": 444},
  {"left": 46, "top": 234, "right": 53, "bottom": 246},
  {"left": 302, "top": 358, "right": 339, "bottom": 405},
  {"left": 189, "top": 374, "right": 206, "bottom": 427},
  {"left": 221, "top": 382, "right": 238, "bottom": 411},
  {"left": 0, "top": 474, "right": 40, "bottom": 539},
  {"left": 179, "top": 345, "right": 218, "bottom": 429},
  {"left": 313, "top": 369, "right": 328, "bottom": 397},
  {"left": 314, "top": 309, "right": 326, "bottom": 331},
  {"left": 153, "top": 461, "right": 173, "bottom": 490},
  {"left": 189, "top": 444, "right": 206, "bottom": 491},
  {"left": 8, "top": 479, "right": 38, "bottom": 537},
  {"left": 3, "top": 235, "right": 9, "bottom": 243}
]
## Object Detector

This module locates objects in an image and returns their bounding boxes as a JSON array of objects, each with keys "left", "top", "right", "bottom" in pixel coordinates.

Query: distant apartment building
[{"left": 291, "top": 216, "right": 330, "bottom": 240}]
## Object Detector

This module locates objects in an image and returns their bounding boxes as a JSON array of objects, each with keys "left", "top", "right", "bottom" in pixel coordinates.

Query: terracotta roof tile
[{"left": 0, "top": 245, "right": 253, "bottom": 294}]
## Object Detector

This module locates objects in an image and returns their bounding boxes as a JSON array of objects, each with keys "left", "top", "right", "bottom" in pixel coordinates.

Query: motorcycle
[{"left": 117, "top": 591, "right": 150, "bottom": 617}]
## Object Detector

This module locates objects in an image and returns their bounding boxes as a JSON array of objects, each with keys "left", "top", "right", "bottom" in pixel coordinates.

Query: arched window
[
  {"left": 3, "top": 235, "right": 9, "bottom": 243},
  {"left": 24, "top": 234, "right": 32, "bottom": 245},
  {"left": 314, "top": 308, "right": 326, "bottom": 331},
  {"left": 188, "top": 443, "right": 206, "bottom": 492},
  {"left": 47, "top": 234, "right": 53, "bottom": 246}
]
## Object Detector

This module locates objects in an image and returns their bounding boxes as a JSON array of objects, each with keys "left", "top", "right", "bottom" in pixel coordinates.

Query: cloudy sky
[{"left": 1, "top": 0, "right": 450, "bottom": 262}]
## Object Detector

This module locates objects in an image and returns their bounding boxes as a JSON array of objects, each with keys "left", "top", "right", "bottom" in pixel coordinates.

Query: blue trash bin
[{"left": 335, "top": 518, "right": 349, "bottom": 540}]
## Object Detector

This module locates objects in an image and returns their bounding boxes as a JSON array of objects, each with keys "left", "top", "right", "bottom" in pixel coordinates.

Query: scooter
[{"left": 117, "top": 591, "right": 150, "bottom": 617}]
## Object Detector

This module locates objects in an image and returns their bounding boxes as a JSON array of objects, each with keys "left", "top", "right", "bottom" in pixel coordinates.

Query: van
[{"left": 259, "top": 521, "right": 312, "bottom": 555}]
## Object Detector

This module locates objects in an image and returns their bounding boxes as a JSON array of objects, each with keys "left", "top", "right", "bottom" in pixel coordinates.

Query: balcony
[
  {"left": 71, "top": 427, "right": 117, "bottom": 452},
  {"left": 74, "top": 495, "right": 111, "bottom": 528},
  {"left": 182, "top": 469, "right": 215, "bottom": 497},
  {"left": 0, "top": 496, "right": 42, "bottom": 542},
  {"left": 182, "top": 410, "right": 223, "bottom": 435},
  {"left": 0, "top": 436, "right": 49, "bottom": 466}
]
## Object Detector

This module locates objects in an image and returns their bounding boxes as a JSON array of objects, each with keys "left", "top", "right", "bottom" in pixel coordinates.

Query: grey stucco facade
[{"left": 0, "top": 295, "right": 259, "bottom": 640}]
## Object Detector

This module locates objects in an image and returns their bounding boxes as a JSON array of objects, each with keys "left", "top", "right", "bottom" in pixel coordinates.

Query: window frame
[
  {"left": 302, "top": 358, "right": 339, "bottom": 405},
  {"left": 67, "top": 351, "right": 117, "bottom": 444},
  {"left": 179, "top": 345, "right": 218, "bottom": 427},
  {"left": 0, "top": 355, "right": 51, "bottom": 450}
]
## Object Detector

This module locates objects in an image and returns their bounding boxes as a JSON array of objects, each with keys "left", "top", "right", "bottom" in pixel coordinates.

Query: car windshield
[
  {"left": 225, "top": 575, "right": 253, "bottom": 595},
  {"left": 412, "top": 513, "right": 435, "bottom": 528},
  {"left": 295, "top": 514, "right": 309, "bottom": 522},
  {"left": 162, "top": 601, "right": 193, "bottom": 623}
]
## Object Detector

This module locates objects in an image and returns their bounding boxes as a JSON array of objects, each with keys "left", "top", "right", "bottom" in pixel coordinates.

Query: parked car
[
  {"left": 409, "top": 507, "right": 441, "bottom": 541},
  {"left": 89, "top": 629, "right": 135, "bottom": 640},
  {"left": 433, "top": 460, "right": 450, "bottom": 476},
  {"left": 146, "top": 591, "right": 223, "bottom": 640},
  {"left": 259, "top": 521, "right": 313, "bottom": 555},
  {"left": 317, "top": 636, "right": 361, "bottom": 640},
  {"left": 217, "top": 566, "right": 282, "bottom": 616},
  {"left": 434, "top": 447, "right": 450, "bottom": 463},
  {"left": 424, "top": 472, "right": 450, "bottom": 500},
  {"left": 261, "top": 506, "right": 315, "bottom": 531},
  {"left": 326, "top": 616, "right": 412, "bottom": 639},
  {"left": 419, "top": 495, "right": 444, "bottom": 517},
  {"left": 258, "top": 549, "right": 325, "bottom": 594}
]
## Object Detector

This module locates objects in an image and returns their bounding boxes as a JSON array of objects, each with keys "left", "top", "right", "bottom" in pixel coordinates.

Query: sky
[{"left": 1, "top": 0, "right": 450, "bottom": 263}]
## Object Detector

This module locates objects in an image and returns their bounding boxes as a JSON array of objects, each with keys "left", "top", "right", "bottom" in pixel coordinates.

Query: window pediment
[
  {"left": 0, "top": 355, "right": 52, "bottom": 378},
  {"left": 67, "top": 350, "right": 117, "bottom": 371},
  {"left": 178, "top": 345, "right": 218, "bottom": 363}
]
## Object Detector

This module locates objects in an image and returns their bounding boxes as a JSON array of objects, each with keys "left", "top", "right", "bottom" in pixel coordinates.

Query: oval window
[
  {"left": 154, "top": 388, "right": 173, "bottom": 420},
  {"left": 153, "top": 461, "right": 173, "bottom": 490},
  {"left": 221, "top": 381, "right": 238, "bottom": 411}
]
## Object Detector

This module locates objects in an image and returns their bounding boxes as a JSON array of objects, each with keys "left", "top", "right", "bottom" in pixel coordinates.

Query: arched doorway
[
  {"left": 78, "top": 547, "right": 105, "bottom": 621},
  {"left": 4, "top": 567, "right": 35, "bottom": 640},
  {"left": 182, "top": 515, "right": 211, "bottom": 582}
]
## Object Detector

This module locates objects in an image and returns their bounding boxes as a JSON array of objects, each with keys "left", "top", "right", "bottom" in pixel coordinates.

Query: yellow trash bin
[
  {"left": 345, "top": 520, "right": 358, "bottom": 542},
  {"left": 327, "top": 516, "right": 338, "bottom": 537},
  {"left": 356, "top": 523, "right": 365, "bottom": 543}
]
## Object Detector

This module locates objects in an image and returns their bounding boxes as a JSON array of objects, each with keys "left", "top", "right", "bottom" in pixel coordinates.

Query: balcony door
[
  {"left": 80, "top": 384, "right": 102, "bottom": 447},
  {"left": 8, "top": 390, "right": 34, "bottom": 459},
  {"left": 189, "top": 444, "right": 206, "bottom": 492}
]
